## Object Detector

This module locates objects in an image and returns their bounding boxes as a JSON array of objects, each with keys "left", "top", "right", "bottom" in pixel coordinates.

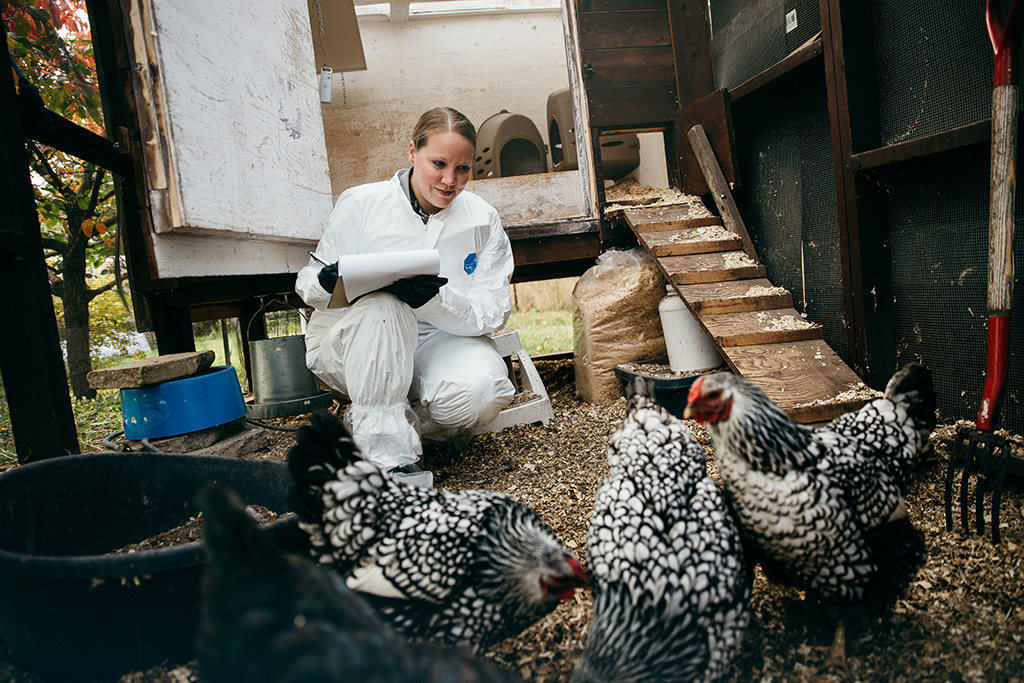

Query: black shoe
[
  {"left": 387, "top": 463, "right": 423, "bottom": 475},
  {"left": 421, "top": 435, "right": 470, "bottom": 469}
]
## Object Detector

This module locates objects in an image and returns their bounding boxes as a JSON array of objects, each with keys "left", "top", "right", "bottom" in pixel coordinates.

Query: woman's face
[{"left": 408, "top": 130, "right": 475, "bottom": 214}]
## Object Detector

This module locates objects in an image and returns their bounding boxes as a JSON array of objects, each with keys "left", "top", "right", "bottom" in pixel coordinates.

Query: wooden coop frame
[{"left": 2, "top": 0, "right": 1019, "bottom": 461}]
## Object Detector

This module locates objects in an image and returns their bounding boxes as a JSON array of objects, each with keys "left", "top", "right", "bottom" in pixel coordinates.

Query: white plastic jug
[{"left": 658, "top": 286, "right": 724, "bottom": 372}]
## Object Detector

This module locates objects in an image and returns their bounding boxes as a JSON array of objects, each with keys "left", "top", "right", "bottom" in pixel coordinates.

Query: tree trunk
[{"left": 62, "top": 235, "right": 95, "bottom": 399}]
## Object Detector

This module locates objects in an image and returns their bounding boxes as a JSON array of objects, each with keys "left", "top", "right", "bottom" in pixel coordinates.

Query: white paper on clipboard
[{"left": 328, "top": 249, "right": 441, "bottom": 309}]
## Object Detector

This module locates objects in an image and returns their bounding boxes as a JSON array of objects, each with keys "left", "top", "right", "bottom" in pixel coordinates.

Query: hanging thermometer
[{"left": 319, "top": 66, "right": 333, "bottom": 103}]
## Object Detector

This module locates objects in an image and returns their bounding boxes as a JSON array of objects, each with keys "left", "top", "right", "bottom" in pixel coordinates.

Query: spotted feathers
[
  {"left": 572, "top": 378, "right": 750, "bottom": 683},
  {"left": 288, "top": 411, "right": 586, "bottom": 654},
  {"left": 685, "top": 364, "right": 934, "bottom": 606}
]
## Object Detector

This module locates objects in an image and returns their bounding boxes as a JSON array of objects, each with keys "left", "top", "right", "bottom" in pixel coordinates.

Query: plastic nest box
[
  {"left": 546, "top": 87, "right": 641, "bottom": 180},
  {"left": 473, "top": 110, "right": 547, "bottom": 179}
]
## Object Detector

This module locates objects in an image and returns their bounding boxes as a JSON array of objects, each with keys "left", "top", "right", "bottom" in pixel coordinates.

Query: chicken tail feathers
[
  {"left": 287, "top": 410, "right": 362, "bottom": 523},
  {"left": 623, "top": 375, "right": 659, "bottom": 411},
  {"left": 198, "top": 483, "right": 289, "bottom": 574},
  {"left": 863, "top": 514, "right": 926, "bottom": 610},
  {"left": 885, "top": 363, "right": 937, "bottom": 434}
]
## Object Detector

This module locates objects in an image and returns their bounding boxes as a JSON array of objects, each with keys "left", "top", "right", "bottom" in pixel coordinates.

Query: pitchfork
[{"left": 944, "top": 0, "right": 1022, "bottom": 544}]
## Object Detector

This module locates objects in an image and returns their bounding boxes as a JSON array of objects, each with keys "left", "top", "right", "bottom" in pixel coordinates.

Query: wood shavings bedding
[
  {"left": 740, "top": 285, "right": 788, "bottom": 298},
  {"left": 602, "top": 179, "right": 713, "bottom": 217},
  {"left": 668, "top": 225, "right": 734, "bottom": 242},
  {"left": 722, "top": 252, "right": 757, "bottom": 268},
  {"left": 756, "top": 311, "right": 819, "bottom": 331},
  {"left": 791, "top": 384, "right": 884, "bottom": 408}
]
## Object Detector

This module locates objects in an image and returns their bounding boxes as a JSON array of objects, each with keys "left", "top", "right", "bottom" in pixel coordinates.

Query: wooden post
[
  {"left": 686, "top": 124, "right": 759, "bottom": 262},
  {"left": 0, "top": 27, "right": 80, "bottom": 461}
]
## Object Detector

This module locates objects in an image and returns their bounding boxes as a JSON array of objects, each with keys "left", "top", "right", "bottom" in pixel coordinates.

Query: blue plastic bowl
[{"left": 120, "top": 366, "right": 246, "bottom": 440}]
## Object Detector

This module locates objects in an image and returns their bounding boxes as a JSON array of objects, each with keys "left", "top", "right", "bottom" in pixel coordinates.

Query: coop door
[{"left": 124, "top": 0, "right": 335, "bottom": 279}]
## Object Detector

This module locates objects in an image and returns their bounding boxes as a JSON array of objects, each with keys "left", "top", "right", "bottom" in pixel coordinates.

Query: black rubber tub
[
  {"left": 0, "top": 453, "right": 306, "bottom": 682},
  {"left": 614, "top": 357, "right": 726, "bottom": 418}
]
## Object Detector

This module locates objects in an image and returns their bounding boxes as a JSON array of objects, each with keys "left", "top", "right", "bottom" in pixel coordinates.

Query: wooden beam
[
  {"left": 729, "top": 32, "right": 824, "bottom": 102},
  {"left": 849, "top": 119, "right": 992, "bottom": 171},
  {"left": 686, "top": 124, "right": 759, "bottom": 261},
  {"left": 675, "top": 89, "right": 738, "bottom": 195},
  {"left": 19, "top": 87, "right": 134, "bottom": 176},
  {"left": 820, "top": 0, "right": 895, "bottom": 386},
  {"left": 667, "top": 0, "right": 714, "bottom": 109},
  {"left": 1, "top": 27, "right": 80, "bottom": 461}
]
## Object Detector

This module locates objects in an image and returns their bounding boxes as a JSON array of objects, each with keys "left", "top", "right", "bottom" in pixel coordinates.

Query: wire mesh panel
[
  {"left": 871, "top": 0, "right": 1009, "bottom": 146},
  {"left": 883, "top": 148, "right": 1023, "bottom": 434},
  {"left": 730, "top": 65, "right": 846, "bottom": 360},
  {"left": 710, "top": 0, "right": 820, "bottom": 91}
]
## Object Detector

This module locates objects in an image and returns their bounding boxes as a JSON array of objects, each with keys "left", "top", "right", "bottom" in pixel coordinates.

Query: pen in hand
[{"left": 308, "top": 251, "right": 330, "bottom": 267}]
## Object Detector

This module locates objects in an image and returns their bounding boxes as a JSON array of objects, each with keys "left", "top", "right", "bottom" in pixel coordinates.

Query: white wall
[{"left": 321, "top": 9, "right": 571, "bottom": 193}]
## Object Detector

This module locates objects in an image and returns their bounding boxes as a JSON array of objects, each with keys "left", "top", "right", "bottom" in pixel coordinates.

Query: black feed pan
[
  {"left": 0, "top": 453, "right": 306, "bottom": 682},
  {"left": 615, "top": 357, "right": 725, "bottom": 418}
]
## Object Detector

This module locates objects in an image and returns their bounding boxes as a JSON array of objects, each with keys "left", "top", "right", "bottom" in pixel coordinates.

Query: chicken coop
[{"left": 2, "top": 0, "right": 1023, "bottom": 460}]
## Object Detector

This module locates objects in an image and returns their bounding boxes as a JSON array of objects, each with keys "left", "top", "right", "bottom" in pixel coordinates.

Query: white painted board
[{"left": 134, "top": 0, "right": 333, "bottom": 278}]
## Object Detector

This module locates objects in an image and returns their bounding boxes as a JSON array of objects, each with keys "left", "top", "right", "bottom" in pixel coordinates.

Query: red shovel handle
[
  {"left": 980, "top": 0, "right": 1021, "bottom": 430},
  {"left": 988, "top": 0, "right": 1024, "bottom": 85}
]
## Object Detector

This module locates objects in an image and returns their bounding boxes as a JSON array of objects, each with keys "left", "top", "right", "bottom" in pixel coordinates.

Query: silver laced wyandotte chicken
[
  {"left": 287, "top": 410, "right": 587, "bottom": 655},
  {"left": 683, "top": 363, "right": 936, "bottom": 673},
  {"left": 571, "top": 377, "right": 751, "bottom": 683},
  {"left": 196, "top": 483, "right": 523, "bottom": 683}
]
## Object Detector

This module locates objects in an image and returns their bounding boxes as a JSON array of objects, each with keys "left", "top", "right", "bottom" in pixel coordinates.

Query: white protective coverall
[{"left": 294, "top": 169, "right": 516, "bottom": 470}]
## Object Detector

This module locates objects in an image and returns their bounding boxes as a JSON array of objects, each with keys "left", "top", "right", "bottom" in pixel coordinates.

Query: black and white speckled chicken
[
  {"left": 571, "top": 377, "right": 750, "bottom": 683},
  {"left": 683, "top": 364, "right": 936, "bottom": 670},
  {"left": 287, "top": 410, "right": 587, "bottom": 655},
  {"left": 196, "top": 483, "right": 523, "bottom": 683}
]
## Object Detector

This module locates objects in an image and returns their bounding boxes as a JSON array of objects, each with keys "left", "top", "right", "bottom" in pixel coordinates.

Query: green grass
[
  {"left": 194, "top": 325, "right": 250, "bottom": 388},
  {"left": 507, "top": 307, "right": 574, "bottom": 355},
  {"left": 0, "top": 306, "right": 573, "bottom": 464},
  {"left": 0, "top": 384, "right": 124, "bottom": 464}
]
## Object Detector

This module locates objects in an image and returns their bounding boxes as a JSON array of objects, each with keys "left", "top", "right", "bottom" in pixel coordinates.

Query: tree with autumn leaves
[{"left": 5, "top": 0, "right": 127, "bottom": 399}]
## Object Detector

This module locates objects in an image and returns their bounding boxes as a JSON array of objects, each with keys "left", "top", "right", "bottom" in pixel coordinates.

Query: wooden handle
[{"left": 988, "top": 84, "right": 1017, "bottom": 315}]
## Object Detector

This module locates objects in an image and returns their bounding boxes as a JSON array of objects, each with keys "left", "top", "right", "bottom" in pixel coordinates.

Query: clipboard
[{"left": 318, "top": 249, "right": 441, "bottom": 309}]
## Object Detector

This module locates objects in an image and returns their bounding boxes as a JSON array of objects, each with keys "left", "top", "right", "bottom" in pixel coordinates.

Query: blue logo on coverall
[{"left": 464, "top": 253, "right": 477, "bottom": 274}]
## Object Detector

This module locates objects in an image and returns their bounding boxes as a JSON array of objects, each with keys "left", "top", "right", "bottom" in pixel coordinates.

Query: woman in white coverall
[{"left": 294, "top": 107, "right": 516, "bottom": 487}]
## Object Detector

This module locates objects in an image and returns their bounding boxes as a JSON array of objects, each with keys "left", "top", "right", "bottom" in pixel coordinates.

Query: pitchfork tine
[
  {"left": 959, "top": 441, "right": 975, "bottom": 532},
  {"left": 975, "top": 440, "right": 995, "bottom": 536},
  {"left": 991, "top": 440, "right": 1012, "bottom": 544},
  {"left": 945, "top": 433, "right": 966, "bottom": 531}
]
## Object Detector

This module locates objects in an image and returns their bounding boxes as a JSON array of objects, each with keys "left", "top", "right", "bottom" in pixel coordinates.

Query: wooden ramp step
[
  {"left": 676, "top": 279, "right": 793, "bottom": 315},
  {"left": 623, "top": 193, "right": 872, "bottom": 423}
]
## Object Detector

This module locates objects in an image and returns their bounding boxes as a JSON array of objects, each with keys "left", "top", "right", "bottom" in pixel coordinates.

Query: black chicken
[
  {"left": 287, "top": 410, "right": 587, "bottom": 654},
  {"left": 196, "top": 483, "right": 522, "bottom": 683},
  {"left": 683, "top": 364, "right": 936, "bottom": 671},
  {"left": 571, "top": 377, "right": 750, "bottom": 683}
]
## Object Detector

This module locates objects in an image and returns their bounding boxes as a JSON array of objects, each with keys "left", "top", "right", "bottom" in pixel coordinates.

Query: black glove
[
  {"left": 386, "top": 275, "right": 448, "bottom": 308},
  {"left": 317, "top": 262, "right": 339, "bottom": 292}
]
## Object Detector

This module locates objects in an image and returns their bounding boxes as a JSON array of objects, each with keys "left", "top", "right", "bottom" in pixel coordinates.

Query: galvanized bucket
[
  {"left": 249, "top": 334, "right": 320, "bottom": 404},
  {"left": 246, "top": 298, "right": 332, "bottom": 419}
]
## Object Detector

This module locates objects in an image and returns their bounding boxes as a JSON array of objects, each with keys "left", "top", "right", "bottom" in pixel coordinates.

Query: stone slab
[{"left": 87, "top": 350, "right": 216, "bottom": 389}]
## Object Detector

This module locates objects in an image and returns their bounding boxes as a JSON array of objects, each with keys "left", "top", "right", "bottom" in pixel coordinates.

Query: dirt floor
[{"left": 1, "top": 358, "right": 1023, "bottom": 682}]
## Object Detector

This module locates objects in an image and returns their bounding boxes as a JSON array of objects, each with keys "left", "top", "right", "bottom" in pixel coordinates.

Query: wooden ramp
[{"left": 622, "top": 125, "right": 876, "bottom": 424}]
